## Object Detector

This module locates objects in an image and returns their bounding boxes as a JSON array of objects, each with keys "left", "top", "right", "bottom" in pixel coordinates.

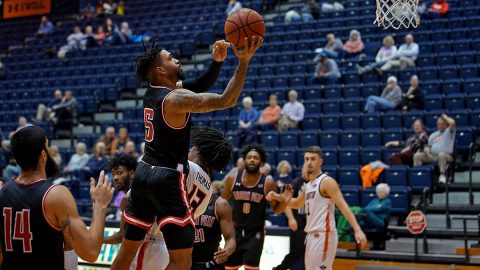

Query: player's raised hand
[
  {"left": 232, "top": 36, "right": 263, "bottom": 64},
  {"left": 90, "top": 170, "right": 115, "bottom": 209},
  {"left": 212, "top": 40, "right": 230, "bottom": 62}
]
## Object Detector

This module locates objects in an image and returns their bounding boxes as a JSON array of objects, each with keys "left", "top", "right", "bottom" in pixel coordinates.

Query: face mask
[{"left": 45, "top": 153, "right": 60, "bottom": 178}]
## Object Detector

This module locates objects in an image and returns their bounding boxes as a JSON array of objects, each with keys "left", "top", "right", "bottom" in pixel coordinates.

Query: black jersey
[
  {"left": 231, "top": 170, "right": 267, "bottom": 231},
  {"left": 291, "top": 176, "right": 307, "bottom": 219},
  {"left": 192, "top": 195, "right": 222, "bottom": 263},
  {"left": 0, "top": 180, "right": 64, "bottom": 270},
  {"left": 143, "top": 86, "right": 191, "bottom": 169}
]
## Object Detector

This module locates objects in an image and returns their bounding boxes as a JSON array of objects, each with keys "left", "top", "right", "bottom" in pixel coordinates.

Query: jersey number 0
[{"left": 3, "top": 208, "right": 33, "bottom": 253}]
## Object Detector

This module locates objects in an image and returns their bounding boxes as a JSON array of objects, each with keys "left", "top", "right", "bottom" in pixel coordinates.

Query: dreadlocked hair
[
  {"left": 134, "top": 35, "right": 163, "bottom": 85},
  {"left": 190, "top": 126, "right": 232, "bottom": 172},
  {"left": 109, "top": 153, "right": 138, "bottom": 172},
  {"left": 240, "top": 143, "right": 268, "bottom": 163}
]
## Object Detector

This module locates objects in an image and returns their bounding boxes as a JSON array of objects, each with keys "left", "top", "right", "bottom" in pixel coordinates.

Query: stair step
[
  {"left": 73, "top": 125, "right": 94, "bottom": 135},
  {"left": 386, "top": 238, "right": 478, "bottom": 254},
  {"left": 116, "top": 100, "right": 137, "bottom": 109},
  {"left": 94, "top": 112, "right": 116, "bottom": 122},
  {"left": 50, "top": 139, "right": 72, "bottom": 148},
  {"left": 432, "top": 192, "right": 480, "bottom": 204}
]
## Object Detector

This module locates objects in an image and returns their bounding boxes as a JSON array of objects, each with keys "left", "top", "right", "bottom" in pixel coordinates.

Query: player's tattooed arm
[
  {"left": 103, "top": 196, "right": 128, "bottom": 245},
  {"left": 60, "top": 215, "right": 75, "bottom": 241}
]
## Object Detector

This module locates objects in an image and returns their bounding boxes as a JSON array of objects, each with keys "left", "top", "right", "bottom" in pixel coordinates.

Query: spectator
[
  {"left": 81, "top": 26, "right": 95, "bottom": 49},
  {"left": 0, "top": 59, "right": 4, "bottom": 80},
  {"left": 103, "top": 0, "right": 117, "bottom": 15},
  {"left": 111, "top": 127, "right": 131, "bottom": 154},
  {"left": 124, "top": 141, "right": 139, "bottom": 159},
  {"left": 414, "top": 114, "right": 456, "bottom": 183},
  {"left": 237, "top": 97, "right": 260, "bottom": 147},
  {"left": 36, "top": 16, "right": 55, "bottom": 36},
  {"left": 418, "top": 0, "right": 427, "bottom": 14},
  {"left": 16, "top": 116, "right": 28, "bottom": 131},
  {"left": 321, "top": 0, "right": 344, "bottom": 13},
  {"left": 104, "top": 18, "right": 119, "bottom": 44},
  {"left": 3, "top": 141, "right": 19, "bottom": 181},
  {"left": 117, "top": 22, "right": 132, "bottom": 44},
  {"left": 301, "top": 0, "right": 321, "bottom": 21},
  {"left": 260, "top": 162, "right": 272, "bottom": 176},
  {"left": 63, "top": 142, "right": 90, "bottom": 173},
  {"left": 381, "top": 34, "right": 419, "bottom": 71},
  {"left": 94, "top": 26, "right": 106, "bottom": 47},
  {"left": 117, "top": 1, "right": 125, "bottom": 15},
  {"left": 399, "top": 75, "right": 424, "bottom": 111},
  {"left": 226, "top": 0, "right": 242, "bottom": 15},
  {"left": 278, "top": 90, "right": 305, "bottom": 131},
  {"left": 276, "top": 160, "right": 293, "bottom": 186},
  {"left": 57, "top": 26, "right": 85, "bottom": 58},
  {"left": 98, "top": 126, "right": 117, "bottom": 156},
  {"left": 357, "top": 35, "right": 397, "bottom": 75},
  {"left": 223, "top": 158, "right": 245, "bottom": 182},
  {"left": 426, "top": 0, "right": 449, "bottom": 18},
  {"left": 386, "top": 119, "right": 428, "bottom": 166},
  {"left": 35, "top": 89, "right": 62, "bottom": 122},
  {"left": 343, "top": 30, "right": 364, "bottom": 56},
  {"left": 316, "top": 33, "right": 344, "bottom": 59},
  {"left": 95, "top": 0, "right": 105, "bottom": 16},
  {"left": 358, "top": 184, "right": 392, "bottom": 230},
  {"left": 310, "top": 52, "right": 341, "bottom": 85},
  {"left": 52, "top": 90, "right": 77, "bottom": 125},
  {"left": 364, "top": 76, "right": 402, "bottom": 113},
  {"left": 83, "top": 141, "right": 109, "bottom": 181},
  {"left": 81, "top": 1, "right": 95, "bottom": 19},
  {"left": 48, "top": 145, "right": 62, "bottom": 167},
  {"left": 257, "top": 94, "right": 282, "bottom": 130}
]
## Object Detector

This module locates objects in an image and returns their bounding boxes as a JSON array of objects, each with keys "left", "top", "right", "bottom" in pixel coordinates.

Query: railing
[{"left": 452, "top": 215, "right": 480, "bottom": 263}]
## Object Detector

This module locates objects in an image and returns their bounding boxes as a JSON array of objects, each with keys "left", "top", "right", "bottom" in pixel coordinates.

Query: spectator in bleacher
[
  {"left": 48, "top": 145, "right": 62, "bottom": 167},
  {"left": 95, "top": 0, "right": 105, "bottom": 16},
  {"left": 36, "top": 16, "right": 55, "bottom": 36},
  {"left": 364, "top": 76, "right": 402, "bottom": 113},
  {"left": 103, "top": 0, "right": 117, "bottom": 15},
  {"left": 356, "top": 35, "right": 397, "bottom": 75},
  {"left": 315, "top": 33, "right": 344, "bottom": 59},
  {"left": 414, "top": 114, "right": 456, "bottom": 183},
  {"left": 276, "top": 160, "right": 293, "bottom": 187},
  {"left": 321, "top": 0, "right": 344, "bottom": 13},
  {"left": 82, "top": 26, "right": 95, "bottom": 49},
  {"left": 381, "top": 34, "right": 419, "bottom": 71},
  {"left": 83, "top": 141, "right": 109, "bottom": 181},
  {"left": 94, "top": 26, "right": 106, "bottom": 47},
  {"left": 35, "top": 89, "right": 63, "bottom": 122},
  {"left": 117, "top": 1, "right": 125, "bottom": 16},
  {"left": 0, "top": 59, "right": 4, "bottom": 80},
  {"left": 426, "top": 0, "right": 449, "bottom": 18},
  {"left": 343, "top": 30, "right": 364, "bottom": 56},
  {"left": 104, "top": 18, "right": 120, "bottom": 44},
  {"left": 57, "top": 26, "right": 86, "bottom": 58},
  {"left": 260, "top": 162, "right": 272, "bottom": 176},
  {"left": 81, "top": 1, "right": 95, "bottom": 20},
  {"left": 386, "top": 119, "right": 428, "bottom": 166},
  {"left": 284, "top": 8, "right": 302, "bottom": 24},
  {"left": 257, "top": 94, "right": 282, "bottom": 130},
  {"left": 399, "top": 75, "right": 424, "bottom": 111},
  {"left": 52, "top": 90, "right": 77, "bottom": 125},
  {"left": 116, "top": 22, "right": 132, "bottom": 44},
  {"left": 418, "top": 0, "right": 427, "bottom": 14},
  {"left": 278, "top": 90, "right": 305, "bottom": 131},
  {"left": 358, "top": 183, "right": 392, "bottom": 230},
  {"left": 63, "top": 142, "right": 90, "bottom": 173},
  {"left": 302, "top": 0, "right": 321, "bottom": 20},
  {"left": 16, "top": 116, "right": 28, "bottom": 132},
  {"left": 111, "top": 127, "right": 131, "bottom": 154},
  {"left": 310, "top": 52, "right": 341, "bottom": 85},
  {"left": 98, "top": 126, "right": 117, "bottom": 156},
  {"left": 226, "top": 0, "right": 243, "bottom": 15},
  {"left": 3, "top": 141, "right": 19, "bottom": 181},
  {"left": 124, "top": 141, "right": 139, "bottom": 159},
  {"left": 223, "top": 157, "right": 245, "bottom": 182},
  {"left": 237, "top": 96, "right": 260, "bottom": 147}
]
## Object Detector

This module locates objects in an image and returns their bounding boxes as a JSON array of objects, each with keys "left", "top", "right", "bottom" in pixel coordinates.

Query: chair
[
  {"left": 409, "top": 166, "right": 433, "bottom": 192},
  {"left": 361, "top": 147, "right": 382, "bottom": 164},
  {"left": 302, "top": 115, "right": 321, "bottom": 130},
  {"left": 467, "top": 93, "right": 480, "bottom": 110},
  {"left": 338, "top": 166, "right": 361, "bottom": 186},
  {"left": 261, "top": 131, "right": 279, "bottom": 148},
  {"left": 382, "top": 112, "right": 402, "bottom": 129},
  {"left": 425, "top": 94, "right": 444, "bottom": 111},
  {"left": 320, "top": 114, "right": 341, "bottom": 130},
  {"left": 322, "top": 99, "right": 342, "bottom": 114},
  {"left": 322, "top": 147, "right": 338, "bottom": 166},
  {"left": 342, "top": 113, "right": 361, "bottom": 129},
  {"left": 277, "top": 147, "right": 297, "bottom": 166},
  {"left": 459, "top": 64, "right": 479, "bottom": 79},
  {"left": 445, "top": 93, "right": 465, "bottom": 110},
  {"left": 471, "top": 109, "right": 480, "bottom": 127},
  {"left": 436, "top": 53, "right": 455, "bottom": 66},
  {"left": 389, "top": 187, "right": 411, "bottom": 215},
  {"left": 320, "top": 130, "right": 339, "bottom": 147},
  {"left": 456, "top": 127, "right": 473, "bottom": 150},
  {"left": 339, "top": 147, "right": 360, "bottom": 166},
  {"left": 279, "top": 131, "right": 298, "bottom": 148},
  {"left": 343, "top": 98, "right": 362, "bottom": 113},
  {"left": 464, "top": 78, "right": 480, "bottom": 94},
  {"left": 343, "top": 85, "right": 361, "bottom": 98},
  {"left": 385, "top": 166, "right": 409, "bottom": 186},
  {"left": 342, "top": 185, "right": 361, "bottom": 206},
  {"left": 442, "top": 79, "right": 462, "bottom": 95},
  {"left": 341, "top": 129, "right": 361, "bottom": 147},
  {"left": 299, "top": 131, "right": 319, "bottom": 148},
  {"left": 437, "top": 65, "right": 458, "bottom": 80},
  {"left": 448, "top": 109, "right": 469, "bottom": 126},
  {"left": 383, "top": 128, "right": 404, "bottom": 143},
  {"left": 304, "top": 88, "right": 321, "bottom": 100},
  {"left": 304, "top": 100, "right": 322, "bottom": 115}
]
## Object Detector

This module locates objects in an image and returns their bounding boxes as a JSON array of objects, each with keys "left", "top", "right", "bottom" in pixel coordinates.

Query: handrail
[
  {"left": 452, "top": 215, "right": 480, "bottom": 263},
  {"left": 468, "top": 142, "right": 476, "bottom": 205},
  {"left": 445, "top": 168, "right": 451, "bottom": 229},
  {"left": 422, "top": 187, "right": 429, "bottom": 254}
]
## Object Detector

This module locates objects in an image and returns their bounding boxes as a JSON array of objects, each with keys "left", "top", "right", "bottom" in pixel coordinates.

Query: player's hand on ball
[
  {"left": 232, "top": 36, "right": 263, "bottom": 63},
  {"left": 212, "top": 40, "right": 229, "bottom": 62},
  {"left": 354, "top": 230, "right": 368, "bottom": 249},
  {"left": 90, "top": 170, "right": 115, "bottom": 209}
]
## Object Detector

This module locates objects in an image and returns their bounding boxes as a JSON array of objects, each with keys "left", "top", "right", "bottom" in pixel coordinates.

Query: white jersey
[{"left": 304, "top": 174, "right": 336, "bottom": 233}]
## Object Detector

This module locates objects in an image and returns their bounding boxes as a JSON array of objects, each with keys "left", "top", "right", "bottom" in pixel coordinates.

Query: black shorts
[
  {"left": 191, "top": 261, "right": 225, "bottom": 270},
  {"left": 225, "top": 228, "right": 265, "bottom": 268},
  {"left": 124, "top": 160, "right": 195, "bottom": 249}
]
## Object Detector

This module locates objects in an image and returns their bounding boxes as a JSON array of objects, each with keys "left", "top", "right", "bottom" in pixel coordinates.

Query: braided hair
[
  {"left": 190, "top": 126, "right": 232, "bottom": 172},
  {"left": 135, "top": 36, "right": 163, "bottom": 85}
]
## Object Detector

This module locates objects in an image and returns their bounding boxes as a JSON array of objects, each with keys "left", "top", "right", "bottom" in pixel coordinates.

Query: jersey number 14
[{"left": 3, "top": 208, "right": 33, "bottom": 253}]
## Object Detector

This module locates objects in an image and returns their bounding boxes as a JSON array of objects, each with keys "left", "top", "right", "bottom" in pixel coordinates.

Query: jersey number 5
[
  {"left": 144, "top": 108, "right": 154, "bottom": 142},
  {"left": 188, "top": 185, "right": 207, "bottom": 211},
  {"left": 3, "top": 208, "right": 33, "bottom": 253}
]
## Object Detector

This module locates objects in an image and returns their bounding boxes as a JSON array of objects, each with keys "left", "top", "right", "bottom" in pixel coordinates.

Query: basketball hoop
[{"left": 374, "top": 0, "right": 420, "bottom": 29}]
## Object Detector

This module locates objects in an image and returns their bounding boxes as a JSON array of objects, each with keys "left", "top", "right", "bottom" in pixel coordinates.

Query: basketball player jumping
[
  {"left": 0, "top": 126, "right": 114, "bottom": 269},
  {"left": 270, "top": 146, "right": 367, "bottom": 270},
  {"left": 222, "top": 143, "right": 293, "bottom": 270},
  {"left": 111, "top": 36, "right": 262, "bottom": 270}
]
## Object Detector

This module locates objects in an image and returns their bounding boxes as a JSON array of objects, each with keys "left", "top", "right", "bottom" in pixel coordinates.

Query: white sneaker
[{"left": 439, "top": 175, "right": 446, "bottom": 184}]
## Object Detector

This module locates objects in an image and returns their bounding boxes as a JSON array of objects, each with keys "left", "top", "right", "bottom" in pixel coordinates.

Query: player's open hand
[
  {"left": 214, "top": 247, "right": 230, "bottom": 264},
  {"left": 232, "top": 36, "right": 263, "bottom": 64},
  {"left": 90, "top": 170, "right": 115, "bottom": 209},
  {"left": 354, "top": 229, "right": 368, "bottom": 249},
  {"left": 212, "top": 40, "right": 229, "bottom": 62},
  {"left": 280, "top": 184, "right": 294, "bottom": 203}
]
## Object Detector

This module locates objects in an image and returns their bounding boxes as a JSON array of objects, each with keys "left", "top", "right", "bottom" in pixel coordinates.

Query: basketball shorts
[
  {"left": 124, "top": 160, "right": 195, "bottom": 249},
  {"left": 304, "top": 231, "right": 338, "bottom": 270},
  {"left": 130, "top": 236, "right": 169, "bottom": 270},
  {"left": 225, "top": 228, "right": 265, "bottom": 269},
  {"left": 191, "top": 261, "right": 225, "bottom": 270},
  {"left": 63, "top": 250, "right": 78, "bottom": 270}
]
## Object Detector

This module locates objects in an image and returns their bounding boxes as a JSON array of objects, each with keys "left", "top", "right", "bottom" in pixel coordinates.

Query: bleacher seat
[
  {"left": 322, "top": 147, "right": 338, "bottom": 166},
  {"left": 320, "top": 130, "right": 339, "bottom": 147},
  {"left": 339, "top": 147, "right": 360, "bottom": 166},
  {"left": 409, "top": 166, "right": 433, "bottom": 192},
  {"left": 361, "top": 147, "right": 382, "bottom": 164},
  {"left": 385, "top": 166, "right": 409, "bottom": 186},
  {"left": 321, "top": 114, "right": 341, "bottom": 130},
  {"left": 279, "top": 131, "right": 298, "bottom": 148},
  {"left": 338, "top": 166, "right": 361, "bottom": 186},
  {"left": 299, "top": 131, "right": 319, "bottom": 148},
  {"left": 261, "top": 132, "right": 279, "bottom": 148},
  {"left": 341, "top": 185, "right": 361, "bottom": 206}
]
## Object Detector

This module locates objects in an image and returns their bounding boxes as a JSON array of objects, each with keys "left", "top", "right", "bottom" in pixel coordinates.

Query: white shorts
[
  {"left": 64, "top": 249, "right": 78, "bottom": 270},
  {"left": 304, "top": 231, "right": 338, "bottom": 270},
  {"left": 130, "top": 236, "right": 169, "bottom": 270}
]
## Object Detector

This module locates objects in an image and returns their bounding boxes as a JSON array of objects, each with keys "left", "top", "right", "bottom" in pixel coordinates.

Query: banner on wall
[
  {"left": 79, "top": 227, "right": 290, "bottom": 270},
  {"left": 3, "top": 0, "right": 51, "bottom": 19}
]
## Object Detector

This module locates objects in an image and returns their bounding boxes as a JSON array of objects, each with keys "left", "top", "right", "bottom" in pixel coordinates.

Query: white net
[{"left": 374, "top": 0, "right": 420, "bottom": 29}]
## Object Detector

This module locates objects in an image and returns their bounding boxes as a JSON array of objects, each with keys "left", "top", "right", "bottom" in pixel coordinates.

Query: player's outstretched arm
[
  {"left": 103, "top": 194, "right": 128, "bottom": 245},
  {"left": 44, "top": 170, "right": 114, "bottom": 262},
  {"left": 265, "top": 176, "right": 293, "bottom": 214},
  {"left": 322, "top": 177, "right": 367, "bottom": 248},
  {"left": 287, "top": 188, "right": 305, "bottom": 209},
  {"left": 214, "top": 198, "right": 236, "bottom": 264},
  {"left": 177, "top": 40, "right": 228, "bottom": 93},
  {"left": 166, "top": 36, "right": 262, "bottom": 114},
  {"left": 221, "top": 173, "right": 235, "bottom": 200}
]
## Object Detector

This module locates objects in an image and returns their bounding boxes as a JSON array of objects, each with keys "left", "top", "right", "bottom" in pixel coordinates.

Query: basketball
[{"left": 224, "top": 8, "right": 265, "bottom": 49}]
